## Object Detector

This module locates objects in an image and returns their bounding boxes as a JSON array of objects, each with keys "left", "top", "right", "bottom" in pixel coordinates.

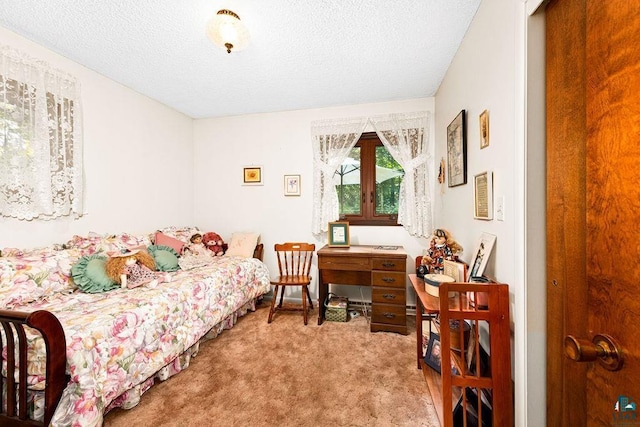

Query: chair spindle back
[{"left": 274, "top": 243, "right": 315, "bottom": 278}]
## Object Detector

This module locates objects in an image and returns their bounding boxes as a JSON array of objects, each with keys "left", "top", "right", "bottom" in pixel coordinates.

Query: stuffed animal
[{"left": 202, "top": 232, "right": 226, "bottom": 256}]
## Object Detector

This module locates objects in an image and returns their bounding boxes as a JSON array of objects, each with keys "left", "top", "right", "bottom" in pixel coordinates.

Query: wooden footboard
[{"left": 0, "top": 310, "right": 68, "bottom": 427}]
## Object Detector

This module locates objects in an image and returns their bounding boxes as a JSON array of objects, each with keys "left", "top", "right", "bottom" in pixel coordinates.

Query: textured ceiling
[{"left": 0, "top": 0, "right": 481, "bottom": 119}]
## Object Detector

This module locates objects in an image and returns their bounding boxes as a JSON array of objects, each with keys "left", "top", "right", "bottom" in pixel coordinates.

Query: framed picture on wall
[
  {"left": 473, "top": 171, "right": 493, "bottom": 220},
  {"left": 479, "top": 109, "right": 490, "bottom": 149},
  {"left": 242, "top": 166, "right": 263, "bottom": 186},
  {"left": 284, "top": 174, "right": 301, "bottom": 196},
  {"left": 447, "top": 110, "right": 467, "bottom": 187}
]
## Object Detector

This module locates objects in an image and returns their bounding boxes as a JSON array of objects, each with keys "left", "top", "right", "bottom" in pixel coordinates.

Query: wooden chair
[{"left": 268, "top": 242, "right": 315, "bottom": 325}]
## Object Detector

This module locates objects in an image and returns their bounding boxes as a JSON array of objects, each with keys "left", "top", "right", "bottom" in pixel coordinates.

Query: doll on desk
[{"left": 421, "top": 228, "right": 463, "bottom": 275}]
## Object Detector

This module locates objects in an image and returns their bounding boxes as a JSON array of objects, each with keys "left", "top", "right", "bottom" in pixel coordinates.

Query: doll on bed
[
  {"left": 106, "top": 249, "right": 169, "bottom": 289},
  {"left": 179, "top": 233, "right": 215, "bottom": 270},
  {"left": 182, "top": 233, "right": 211, "bottom": 257}
]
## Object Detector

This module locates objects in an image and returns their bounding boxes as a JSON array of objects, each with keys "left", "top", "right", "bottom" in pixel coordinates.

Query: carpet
[{"left": 103, "top": 303, "right": 439, "bottom": 426}]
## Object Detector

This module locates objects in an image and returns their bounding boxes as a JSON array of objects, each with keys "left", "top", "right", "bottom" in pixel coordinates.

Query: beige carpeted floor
[{"left": 103, "top": 303, "right": 439, "bottom": 427}]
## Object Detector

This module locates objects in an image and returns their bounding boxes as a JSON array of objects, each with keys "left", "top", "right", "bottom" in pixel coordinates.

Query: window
[
  {"left": 311, "top": 113, "right": 431, "bottom": 238},
  {"left": 334, "top": 132, "right": 404, "bottom": 226}
]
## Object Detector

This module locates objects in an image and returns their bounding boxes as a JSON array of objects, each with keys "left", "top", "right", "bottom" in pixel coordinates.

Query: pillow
[
  {"left": 224, "top": 232, "right": 260, "bottom": 258},
  {"left": 71, "top": 254, "right": 119, "bottom": 293},
  {"left": 147, "top": 245, "right": 180, "bottom": 272},
  {"left": 154, "top": 232, "right": 185, "bottom": 255},
  {"left": 154, "top": 226, "right": 201, "bottom": 244}
]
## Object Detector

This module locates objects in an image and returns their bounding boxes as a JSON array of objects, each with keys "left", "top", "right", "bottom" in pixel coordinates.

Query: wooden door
[{"left": 547, "top": 0, "right": 640, "bottom": 425}]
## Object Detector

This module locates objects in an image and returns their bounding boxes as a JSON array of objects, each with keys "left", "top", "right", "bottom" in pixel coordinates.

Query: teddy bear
[{"left": 202, "top": 232, "right": 226, "bottom": 256}]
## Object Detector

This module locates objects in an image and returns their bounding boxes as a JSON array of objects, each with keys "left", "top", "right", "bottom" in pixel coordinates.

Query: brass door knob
[{"left": 564, "top": 333, "right": 624, "bottom": 371}]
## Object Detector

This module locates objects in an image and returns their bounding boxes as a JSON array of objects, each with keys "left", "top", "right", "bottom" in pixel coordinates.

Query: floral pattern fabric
[
  {"left": 1, "top": 246, "right": 270, "bottom": 427},
  {"left": 0, "top": 232, "right": 155, "bottom": 309}
]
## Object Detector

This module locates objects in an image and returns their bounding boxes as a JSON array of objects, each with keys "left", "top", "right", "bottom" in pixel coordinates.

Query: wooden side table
[{"left": 409, "top": 273, "right": 454, "bottom": 426}]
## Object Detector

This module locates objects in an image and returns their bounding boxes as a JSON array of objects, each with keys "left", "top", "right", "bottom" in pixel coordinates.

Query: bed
[{"left": 0, "top": 228, "right": 270, "bottom": 426}]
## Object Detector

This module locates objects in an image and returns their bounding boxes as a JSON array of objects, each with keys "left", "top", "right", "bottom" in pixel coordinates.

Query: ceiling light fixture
[{"left": 206, "top": 9, "right": 250, "bottom": 54}]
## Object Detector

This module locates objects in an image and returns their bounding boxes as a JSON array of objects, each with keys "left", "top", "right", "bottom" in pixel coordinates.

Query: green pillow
[
  {"left": 147, "top": 245, "right": 180, "bottom": 272},
  {"left": 71, "top": 254, "right": 119, "bottom": 293}
]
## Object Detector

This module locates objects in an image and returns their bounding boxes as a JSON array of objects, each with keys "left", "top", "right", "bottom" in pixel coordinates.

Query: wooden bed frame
[
  {"left": 0, "top": 244, "right": 264, "bottom": 426},
  {"left": 0, "top": 310, "right": 68, "bottom": 427}
]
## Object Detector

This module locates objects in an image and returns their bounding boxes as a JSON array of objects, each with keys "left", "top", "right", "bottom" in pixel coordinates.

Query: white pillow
[{"left": 225, "top": 232, "right": 260, "bottom": 258}]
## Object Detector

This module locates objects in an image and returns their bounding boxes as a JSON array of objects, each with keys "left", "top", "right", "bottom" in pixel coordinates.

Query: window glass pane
[
  {"left": 375, "top": 146, "right": 403, "bottom": 215},
  {"left": 335, "top": 147, "right": 361, "bottom": 215}
]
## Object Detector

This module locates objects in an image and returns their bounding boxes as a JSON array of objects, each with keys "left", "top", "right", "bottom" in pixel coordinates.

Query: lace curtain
[
  {"left": 371, "top": 112, "right": 432, "bottom": 237},
  {"left": 311, "top": 117, "right": 368, "bottom": 235},
  {"left": 0, "top": 45, "right": 83, "bottom": 220},
  {"left": 311, "top": 112, "right": 432, "bottom": 238}
]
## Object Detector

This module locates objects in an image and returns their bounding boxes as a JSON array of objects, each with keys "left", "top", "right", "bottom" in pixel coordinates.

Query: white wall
[
  {"left": 524, "top": 5, "right": 547, "bottom": 427},
  {"left": 0, "top": 27, "right": 194, "bottom": 249},
  {"left": 434, "top": 0, "right": 517, "bottom": 382},
  {"left": 434, "top": 0, "right": 547, "bottom": 426},
  {"left": 434, "top": 1, "right": 517, "bottom": 285},
  {"left": 193, "top": 98, "right": 434, "bottom": 305}
]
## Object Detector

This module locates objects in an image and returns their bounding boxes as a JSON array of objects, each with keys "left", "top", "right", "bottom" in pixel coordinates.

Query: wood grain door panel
[{"left": 547, "top": 0, "right": 640, "bottom": 423}]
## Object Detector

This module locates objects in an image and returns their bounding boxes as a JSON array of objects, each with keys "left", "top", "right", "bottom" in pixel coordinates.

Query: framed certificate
[
  {"left": 328, "top": 221, "right": 350, "bottom": 247},
  {"left": 473, "top": 171, "right": 493, "bottom": 220}
]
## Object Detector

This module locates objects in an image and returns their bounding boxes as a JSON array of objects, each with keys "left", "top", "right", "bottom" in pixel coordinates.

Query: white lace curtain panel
[
  {"left": 311, "top": 112, "right": 432, "bottom": 238},
  {"left": 311, "top": 117, "right": 368, "bottom": 235},
  {"left": 0, "top": 45, "right": 84, "bottom": 220},
  {"left": 371, "top": 112, "right": 432, "bottom": 238}
]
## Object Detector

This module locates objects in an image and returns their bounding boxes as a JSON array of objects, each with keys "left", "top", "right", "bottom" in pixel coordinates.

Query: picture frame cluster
[{"left": 444, "top": 108, "right": 494, "bottom": 222}]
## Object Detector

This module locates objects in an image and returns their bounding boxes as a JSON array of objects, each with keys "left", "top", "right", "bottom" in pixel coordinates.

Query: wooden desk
[{"left": 317, "top": 245, "right": 407, "bottom": 334}]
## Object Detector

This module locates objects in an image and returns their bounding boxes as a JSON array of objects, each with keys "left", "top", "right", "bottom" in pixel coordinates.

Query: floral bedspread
[{"left": 3, "top": 255, "right": 270, "bottom": 427}]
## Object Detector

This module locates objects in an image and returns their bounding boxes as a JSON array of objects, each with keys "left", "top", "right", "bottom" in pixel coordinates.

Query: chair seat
[{"left": 271, "top": 275, "right": 311, "bottom": 286}]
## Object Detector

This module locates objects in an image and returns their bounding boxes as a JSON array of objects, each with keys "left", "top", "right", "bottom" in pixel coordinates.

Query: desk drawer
[
  {"left": 372, "top": 258, "right": 405, "bottom": 272},
  {"left": 372, "top": 271, "right": 405, "bottom": 288},
  {"left": 319, "top": 255, "right": 370, "bottom": 271},
  {"left": 372, "top": 287, "right": 406, "bottom": 305},
  {"left": 371, "top": 303, "right": 406, "bottom": 326}
]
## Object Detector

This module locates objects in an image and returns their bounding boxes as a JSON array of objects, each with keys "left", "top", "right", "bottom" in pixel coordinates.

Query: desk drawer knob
[
  {"left": 382, "top": 262, "right": 396, "bottom": 268},
  {"left": 382, "top": 294, "right": 396, "bottom": 300},
  {"left": 384, "top": 313, "right": 396, "bottom": 319},
  {"left": 382, "top": 277, "right": 396, "bottom": 283}
]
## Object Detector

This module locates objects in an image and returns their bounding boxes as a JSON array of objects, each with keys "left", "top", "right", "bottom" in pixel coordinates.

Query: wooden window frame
[{"left": 338, "top": 132, "right": 401, "bottom": 226}]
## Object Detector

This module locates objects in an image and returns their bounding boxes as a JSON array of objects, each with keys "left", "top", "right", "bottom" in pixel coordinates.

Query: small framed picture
[
  {"left": 473, "top": 171, "right": 493, "bottom": 220},
  {"left": 479, "top": 110, "right": 490, "bottom": 149},
  {"left": 443, "top": 259, "right": 467, "bottom": 282},
  {"left": 447, "top": 110, "right": 467, "bottom": 187},
  {"left": 242, "top": 166, "right": 263, "bottom": 186},
  {"left": 328, "top": 221, "right": 350, "bottom": 247},
  {"left": 468, "top": 232, "right": 497, "bottom": 280},
  {"left": 424, "top": 332, "right": 442, "bottom": 373},
  {"left": 284, "top": 174, "right": 301, "bottom": 196},
  {"left": 424, "top": 331, "right": 459, "bottom": 375}
]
